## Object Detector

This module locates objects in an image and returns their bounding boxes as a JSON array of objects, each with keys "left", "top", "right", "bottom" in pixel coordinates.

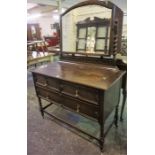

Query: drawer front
[
  {"left": 78, "top": 86, "right": 99, "bottom": 103},
  {"left": 62, "top": 95, "right": 99, "bottom": 119},
  {"left": 34, "top": 74, "right": 47, "bottom": 86},
  {"left": 61, "top": 81, "right": 77, "bottom": 96},
  {"left": 46, "top": 77, "right": 60, "bottom": 91},
  {"left": 34, "top": 74, "right": 60, "bottom": 91},
  {"left": 36, "top": 87, "right": 61, "bottom": 103},
  {"left": 62, "top": 95, "right": 77, "bottom": 110},
  {"left": 60, "top": 81, "right": 99, "bottom": 104},
  {"left": 36, "top": 87, "right": 48, "bottom": 98},
  {"left": 78, "top": 102, "right": 99, "bottom": 119}
]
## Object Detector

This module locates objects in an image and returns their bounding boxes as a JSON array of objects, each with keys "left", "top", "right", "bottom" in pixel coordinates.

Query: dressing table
[{"left": 32, "top": 0, "right": 126, "bottom": 153}]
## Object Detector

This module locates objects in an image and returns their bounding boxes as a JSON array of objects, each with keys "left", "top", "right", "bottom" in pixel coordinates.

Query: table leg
[
  {"left": 38, "top": 97, "right": 44, "bottom": 118},
  {"left": 114, "top": 104, "right": 119, "bottom": 127},
  {"left": 120, "top": 89, "right": 127, "bottom": 121},
  {"left": 99, "top": 138, "right": 104, "bottom": 153},
  {"left": 99, "top": 91, "right": 105, "bottom": 153}
]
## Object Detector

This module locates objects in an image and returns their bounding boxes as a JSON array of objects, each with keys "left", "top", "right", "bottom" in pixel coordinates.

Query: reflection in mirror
[
  {"left": 62, "top": 5, "right": 112, "bottom": 54},
  {"left": 97, "top": 27, "right": 106, "bottom": 37},
  {"left": 79, "top": 28, "right": 87, "bottom": 38},
  {"left": 86, "top": 27, "right": 96, "bottom": 52},
  {"left": 31, "top": 26, "right": 37, "bottom": 40},
  {"left": 78, "top": 39, "right": 86, "bottom": 50}
]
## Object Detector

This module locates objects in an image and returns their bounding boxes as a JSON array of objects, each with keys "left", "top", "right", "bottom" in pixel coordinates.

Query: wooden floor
[{"left": 27, "top": 69, "right": 127, "bottom": 155}]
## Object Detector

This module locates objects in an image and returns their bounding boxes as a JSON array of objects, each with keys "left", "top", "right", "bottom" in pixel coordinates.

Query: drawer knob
[
  {"left": 75, "top": 90, "right": 79, "bottom": 97},
  {"left": 76, "top": 104, "right": 80, "bottom": 112}
]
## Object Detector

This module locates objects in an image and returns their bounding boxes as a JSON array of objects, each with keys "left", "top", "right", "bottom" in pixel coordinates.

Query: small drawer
[
  {"left": 62, "top": 95, "right": 99, "bottom": 119},
  {"left": 78, "top": 102, "right": 99, "bottom": 119},
  {"left": 46, "top": 77, "right": 60, "bottom": 91},
  {"left": 35, "top": 74, "right": 47, "bottom": 86},
  {"left": 78, "top": 86, "right": 99, "bottom": 104},
  {"left": 62, "top": 95, "right": 77, "bottom": 110},
  {"left": 61, "top": 82, "right": 77, "bottom": 96},
  {"left": 36, "top": 87, "right": 61, "bottom": 103},
  {"left": 36, "top": 87, "right": 49, "bottom": 99},
  {"left": 48, "top": 91, "right": 61, "bottom": 103}
]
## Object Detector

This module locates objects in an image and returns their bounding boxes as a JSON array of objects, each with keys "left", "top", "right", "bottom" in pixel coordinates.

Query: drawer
[
  {"left": 34, "top": 74, "right": 47, "bottom": 86},
  {"left": 34, "top": 74, "right": 60, "bottom": 91},
  {"left": 78, "top": 86, "right": 99, "bottom": 103},
  {"left": 61, "top": 81, "right": 78, "bottom": 96},
  {"left": 36, "top": 87, "right": 61, "bottom": 103},
  {"left": 78, "top": 102, "right": 99, "bottom": 119},
  {"left": 46, "top": 77, "right": 60, "bottom": 91},
  {"left": 60, "top": 82, "right": 99, "bottom": 104},
  {"left": 62, "top": 95, "right": 77, "bottom": 110},
  {"left": 62, "top": 95, "right": 99, "bottom": 119},
  {"left": 36, "top": 87, "right": 48, "bottom": 98}
]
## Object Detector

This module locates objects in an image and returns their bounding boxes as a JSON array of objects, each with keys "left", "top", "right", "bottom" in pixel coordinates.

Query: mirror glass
[{"left": 62, "top": 5, "right": 112, "bottom": 54}]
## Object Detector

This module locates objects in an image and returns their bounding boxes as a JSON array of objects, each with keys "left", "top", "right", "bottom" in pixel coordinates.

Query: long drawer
[{"left": 33, "top": 74, "right": 99, "bottom": 105}]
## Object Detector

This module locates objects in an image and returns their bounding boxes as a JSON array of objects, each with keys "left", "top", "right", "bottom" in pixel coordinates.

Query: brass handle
[
  {"left": 36, "top": 82, "right": 47, "bottom": 87},
  {"left": 76, "top": 104, "right": 80, "bottom": 112},
  {"left": 75, "top": 90, "right": 79, "bottom": 97}
]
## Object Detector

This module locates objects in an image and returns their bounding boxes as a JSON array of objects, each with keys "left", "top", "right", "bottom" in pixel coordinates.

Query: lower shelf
[{"left": 42, "top": 102, "right": 115, "bottom": 146}]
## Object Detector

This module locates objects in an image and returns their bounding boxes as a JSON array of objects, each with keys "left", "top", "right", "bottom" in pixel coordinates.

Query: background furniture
[
  {"left": 27, "top": 24, "right": 41, "bottom": 41},
  {"left": 27, "top": 40, "right": 48, "bottom": 56},
  {"left": 44, "top": 36, "right": 60, "bottom": 47},
  {"left": 27, "top": 53, "right": 55, "bottom": 68}
]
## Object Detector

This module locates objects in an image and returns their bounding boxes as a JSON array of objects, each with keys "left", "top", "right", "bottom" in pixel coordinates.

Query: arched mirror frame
[{"left": 60, "top": 0, "right": 123, "bottom": 59}]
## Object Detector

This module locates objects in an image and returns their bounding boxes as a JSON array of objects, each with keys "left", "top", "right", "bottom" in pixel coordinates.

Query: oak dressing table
[{"left": 32, "top": 0, "right": 126, "bottom": 152}]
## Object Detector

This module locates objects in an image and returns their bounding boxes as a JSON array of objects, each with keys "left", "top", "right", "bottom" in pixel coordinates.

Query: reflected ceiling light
[
  {"left": 53, "top": 14, "right": 60, "bottom": 21},
  {"left": 53, "top": 9, "right": 58, "bottom": 13},
  {"left": 61, "top": 8, "right": 66, "bottom": 13},
  {"left": 53, "top": 8, "right": 66, "bottom": 13},
  {"left": 27, "top": 13, "right": 42, "bottom": 21}
]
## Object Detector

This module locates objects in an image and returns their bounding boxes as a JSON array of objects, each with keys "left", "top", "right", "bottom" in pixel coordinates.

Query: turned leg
[
  {"left": 38, "top": 97, "right": 44, "bottom": 118},
  {"left": 100, "top": 134, "right": 104, "bottom": 153},
  {"left": 114, "top": 104, "right": 119, "bottom": 127},
  {"left": 99, "top": 91, "right": 105, "bottom": 153},
  {"left": 120, "top": 89, "right": 127, "bottom": 121},
  {"left": 100, "top": 115, "right": 104, "bottom": 153},
  {"left": 114, "top": 88, "right": 121, "bottom": 127},
  {"left": 100, "top": 118, "right": 105, "bottom": 153}
]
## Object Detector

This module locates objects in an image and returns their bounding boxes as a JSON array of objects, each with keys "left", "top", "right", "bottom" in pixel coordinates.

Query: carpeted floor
[{"left": 27, "top": 70, "right": 127, "bottom": 155}]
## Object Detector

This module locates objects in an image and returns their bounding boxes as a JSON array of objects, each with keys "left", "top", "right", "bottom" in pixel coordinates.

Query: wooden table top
[{"left": 32, "top": 61, "right": 125, "bottom": 90}]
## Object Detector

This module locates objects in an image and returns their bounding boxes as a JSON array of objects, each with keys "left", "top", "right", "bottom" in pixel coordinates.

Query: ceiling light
[
  {"left": 53, "top": 8, "right": 66, "bottom": 13},
  {"left": 53, "top": 14, "right": 60, "bottom": 21},
  {"left": 27, "top": 13, "right": 42, "bottom": 21}
]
